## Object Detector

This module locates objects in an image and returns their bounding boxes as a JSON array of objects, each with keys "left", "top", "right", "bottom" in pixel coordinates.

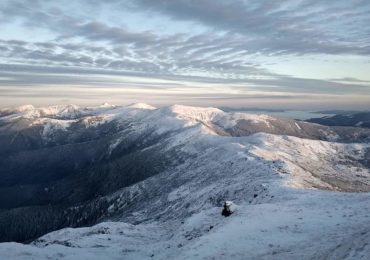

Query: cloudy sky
[{"left": 1, "top": 0, "right": 370, "bottom": 109}]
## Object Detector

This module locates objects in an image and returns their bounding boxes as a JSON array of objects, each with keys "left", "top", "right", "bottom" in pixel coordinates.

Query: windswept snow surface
[{"left": 0, "top": 103, "right": 370, "bottom": 259}]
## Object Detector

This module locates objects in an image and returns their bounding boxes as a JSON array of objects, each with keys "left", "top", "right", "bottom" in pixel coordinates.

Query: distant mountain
[
  {"left": 219, "top": 107, "right": 286, "bottom": 113},
  {"left": 0, "top": 103, "right": 369, "bottom": 259},
  {"left": 313, "top": 110, "right": 367, "bottom": 115},
  {"left": 307, "top": 111, "right": 370, "bottom": 128}
]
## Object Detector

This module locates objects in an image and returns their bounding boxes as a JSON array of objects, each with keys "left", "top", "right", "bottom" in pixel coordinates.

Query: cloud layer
[{"left": 0, "top": 0, "right": 369, "bottom": 108}]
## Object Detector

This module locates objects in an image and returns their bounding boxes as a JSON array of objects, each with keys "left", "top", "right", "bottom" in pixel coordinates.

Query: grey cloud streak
[
  {"left": 2, "top": 0, "right": 370, "bottom": 56},
  {"left": 127, "top": 0, "right": 370, "bottom": 56}
]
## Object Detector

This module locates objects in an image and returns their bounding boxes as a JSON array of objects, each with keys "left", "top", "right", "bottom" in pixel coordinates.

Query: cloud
[
  {"left": 2, "top": 0, "right": 370, "bottom": 56},
  {"left": 0, "top": 0, "right": 369, "bottom": 108},
  {"left": 127, "top": 0, "right": 370, "bottom": 56},
  {"left": 1, "top": 62, "right": 369, "bottom": 99}
]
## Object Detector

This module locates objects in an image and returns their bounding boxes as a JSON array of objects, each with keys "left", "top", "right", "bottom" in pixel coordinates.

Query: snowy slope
[
  {"left": 1, "top": 193, "right": 370, "bottom": 260},
  {"left": 0, "top": 103, "right": 370, "bottom": 259}
]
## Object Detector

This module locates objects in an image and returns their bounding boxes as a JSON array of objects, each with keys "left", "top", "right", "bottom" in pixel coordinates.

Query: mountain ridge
[{"left": 0, "top": 103, "right": 369, "bottom": 259}]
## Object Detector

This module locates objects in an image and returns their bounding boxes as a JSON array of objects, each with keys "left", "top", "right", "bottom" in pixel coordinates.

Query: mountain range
[
  {"left": 0, "top": 103, "right": 369, "bottom": 259},
  {"left": 307, "top": 111, "right": 370, "bottom": 128}
]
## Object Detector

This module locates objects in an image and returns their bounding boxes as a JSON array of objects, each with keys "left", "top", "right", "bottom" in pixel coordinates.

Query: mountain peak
[
  {"left": 0, "top": 104, "right": 35, "bottom": 115},
  {"left": 16, "top": 104, "right": 35, "bottom": 112},
  {"left": 127, "top": 103, "right": 156, "bottom": 110},
  {"left": 164, "top": 104, "right": 223, "bottom": 121},
  {"left": 100, "top": 102, "right": 115, "bottom": 108}
]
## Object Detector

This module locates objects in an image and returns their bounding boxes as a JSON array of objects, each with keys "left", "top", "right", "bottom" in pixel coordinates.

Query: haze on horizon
[{"left": 0, "top": 0, "right": 370, "bottom": 110}]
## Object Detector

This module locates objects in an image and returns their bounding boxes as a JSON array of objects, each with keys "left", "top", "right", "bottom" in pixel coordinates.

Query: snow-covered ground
[
  {"left": 1, "top": 190, "right": 369, "bottom": 260},
  {"left": 0, "top": 103, "right": 369, "bottom": 259}
]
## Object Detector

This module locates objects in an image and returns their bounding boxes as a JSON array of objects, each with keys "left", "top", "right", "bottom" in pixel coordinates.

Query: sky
[{"left": 0, "top": 0, "right": 370, "bottom": 109}]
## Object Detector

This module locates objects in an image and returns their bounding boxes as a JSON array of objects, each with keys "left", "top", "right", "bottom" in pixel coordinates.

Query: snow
[
  {"left": 217, "top": 112, "right": 275, "bottom": 129},
  {"left": 1, "top": 103, "right": 370, "bottom": 259},
  {"left": 12, "top": 104, "right": 35, "bottom": 112},
  {"left": 127, "top": 103, "right": 157, "bottom": 110},
  {"left": 27, "top": 104, "right": 82, "bottom": 119},
  {"left": 0, "top": 104, "right": 35, "bottom": 115},
  {"left": 318, "top": 129, "right": 340, "bottom": 142},
  {"left": 162, "top": 104, "right": 275, "bottom": 129},
  {"left": 100, "top": 102, "right": 115, "bottom": 108},
  {"left": 177, "top": 190, "right": 370, "bottom": 260},
  {"left": 38, "top": 118, "right": 75, "bottom": 142},
  {"left": 250, "top": 133, "right": 370, "bottom": 191},
  {"left": 1, "top": 191, "right": 370, "bottom": 259},
  {"left": 168, "top": 104, "right": 222, "bottom": 120},
  {"left": 81, "top": 116, "right": 107, "bottom": 127}
]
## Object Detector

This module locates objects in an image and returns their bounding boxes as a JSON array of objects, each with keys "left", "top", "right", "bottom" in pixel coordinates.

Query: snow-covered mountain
[
  {"left": 307, "top": 111, "right": 370, "bottom": 128},
  {"left": 0, "top": 103, "right": 369, "bottom": 259}
]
